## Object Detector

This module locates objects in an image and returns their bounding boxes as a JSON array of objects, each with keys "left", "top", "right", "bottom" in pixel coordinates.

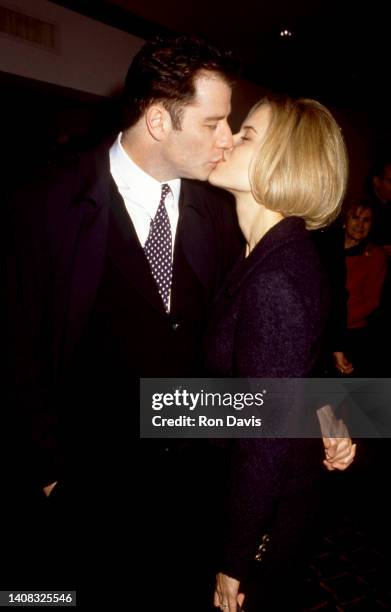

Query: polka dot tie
[{"left": 144, "top": 183, "right": 173, "bottom": 312}]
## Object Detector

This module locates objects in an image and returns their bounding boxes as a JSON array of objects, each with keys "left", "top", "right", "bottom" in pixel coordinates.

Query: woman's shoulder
[{"left": 248, "top": 233, "right": 322, "bottom": 286}]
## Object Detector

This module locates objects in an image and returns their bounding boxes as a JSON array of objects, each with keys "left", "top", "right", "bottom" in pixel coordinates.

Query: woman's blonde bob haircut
[{"left": 250, "top": 97, "right": 348, "bottom": 230}]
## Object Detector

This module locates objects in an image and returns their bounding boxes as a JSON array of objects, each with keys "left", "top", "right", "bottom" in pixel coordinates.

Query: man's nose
[{"left": 216, "top": 123, "right": 233, "bottom": 149}]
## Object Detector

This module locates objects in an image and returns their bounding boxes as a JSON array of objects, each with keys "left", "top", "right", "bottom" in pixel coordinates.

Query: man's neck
[{"left": 121, "top": 129, "right": 174, "bottom": 183}]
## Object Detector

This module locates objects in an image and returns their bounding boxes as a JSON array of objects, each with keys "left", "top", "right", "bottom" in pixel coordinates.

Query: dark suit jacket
[
  {"left": 6, "top": 142, "right": 242, "bottom": 487},
  {"left": 204, "top": 217, "right": 328, "bottom": 582}
]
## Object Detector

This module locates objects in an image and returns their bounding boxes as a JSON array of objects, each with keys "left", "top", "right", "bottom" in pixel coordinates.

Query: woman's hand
[
  {"left": 323, "top": 437, "right": 357, "bottom": 471},
  {"left": 214, "top": 572, "right": 245, "bottom": 611}
]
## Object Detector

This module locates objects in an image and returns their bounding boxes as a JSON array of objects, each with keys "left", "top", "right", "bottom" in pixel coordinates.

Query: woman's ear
[{"left": 145, "top": 104, "right": 172, "bottom": 141}]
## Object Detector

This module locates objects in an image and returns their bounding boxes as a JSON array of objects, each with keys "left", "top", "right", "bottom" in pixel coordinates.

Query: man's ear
[{"left": 145, "top": 104, "right": 172, "bottom": 141}]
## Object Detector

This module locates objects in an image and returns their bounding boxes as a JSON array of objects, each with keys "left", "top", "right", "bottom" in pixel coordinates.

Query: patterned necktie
[{"left": 144, "top": 183, "right": 173, "bottom": 312}]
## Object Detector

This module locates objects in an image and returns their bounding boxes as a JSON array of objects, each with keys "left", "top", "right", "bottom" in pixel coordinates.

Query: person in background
[{"left": 341, "top": 199, "right": 387, "bottom": 376}]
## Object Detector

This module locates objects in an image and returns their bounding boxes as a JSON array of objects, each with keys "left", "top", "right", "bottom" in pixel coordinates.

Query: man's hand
[
  {"left": 214, "top": 572, "right": 245, "bottom": 612},
  {"left": 333, "top": 352, "right": 354, "bottom": 375},
  {"left": 43, "top": 481, "right": 58, "bottom": 497},
  {"left": 323, "top": 437, "right": 356, "bottom": 471}
]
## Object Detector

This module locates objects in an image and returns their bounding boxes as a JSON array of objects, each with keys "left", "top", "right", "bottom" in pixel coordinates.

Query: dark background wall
[{"left": 1, "top": 0, "right": 389, "bottom": 195}]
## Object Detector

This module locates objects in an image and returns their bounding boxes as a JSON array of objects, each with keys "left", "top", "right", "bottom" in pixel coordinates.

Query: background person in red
[{"left": 341, "top": 199, "right": 387, "bottom": 376}]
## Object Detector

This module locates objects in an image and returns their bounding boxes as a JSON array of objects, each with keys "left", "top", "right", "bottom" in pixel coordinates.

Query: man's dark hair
[
  {"left": 122, "top": 35, "right": 236, "bottom": 130},
  {"left": 371, "top": 155, "right": 391, "bottom": 179}
]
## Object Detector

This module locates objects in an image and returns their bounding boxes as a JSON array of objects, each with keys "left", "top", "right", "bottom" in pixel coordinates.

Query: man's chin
[
  {"left": 207, "top": 168, "right": 221, "bottom": 186},
  {"left": 182, "top": 166, "right": 220, "bottom": 182},
  {"left": 182, "top": 170, "right": 209, "bottom": 182}
]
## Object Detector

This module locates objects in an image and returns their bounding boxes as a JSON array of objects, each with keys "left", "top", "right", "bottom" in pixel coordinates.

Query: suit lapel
[
  {"left": 226, "top": 217, "right": 306, "bottom": 296},
  {"left": 107, "top": 181, "right": 166, "bottom": 313},
  {"left": 62, "top": 163, "right": 217, "bottom": 369},
  {"left": 109, "top": 178, "right": 218, "bottom": 312},
  {"left": 177, "top": 180, "right": 217, "bottom": 295}
]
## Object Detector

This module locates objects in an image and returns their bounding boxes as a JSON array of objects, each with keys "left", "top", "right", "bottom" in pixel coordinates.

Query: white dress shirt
[{"left": 109, "top": 133, "right": 180, "bottom": 255}]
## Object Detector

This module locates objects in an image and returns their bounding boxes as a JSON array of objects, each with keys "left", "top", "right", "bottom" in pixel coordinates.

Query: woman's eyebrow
[{"left": 241, "top": 125, "right": 258, "bottom": 133}]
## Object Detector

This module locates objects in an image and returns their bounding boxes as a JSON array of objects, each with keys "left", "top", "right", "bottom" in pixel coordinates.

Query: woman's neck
[{"left": 235, "top": 194, "right": 284, "bottom": 255}]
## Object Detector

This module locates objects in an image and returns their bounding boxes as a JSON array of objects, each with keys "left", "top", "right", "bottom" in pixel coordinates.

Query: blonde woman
[{"left": 206, "top": 97, "right": 353, "bottom": 611}]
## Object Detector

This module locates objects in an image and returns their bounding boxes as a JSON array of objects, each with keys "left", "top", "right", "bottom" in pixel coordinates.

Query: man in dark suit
[
  {"left": 6, "top": 35, "right": 352, "bottom": 609},
  {"left": 6, "top": 35, "right": 241, "bottom": 609}
]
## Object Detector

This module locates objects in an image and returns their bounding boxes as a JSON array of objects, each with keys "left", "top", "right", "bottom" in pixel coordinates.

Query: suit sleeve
[{"left": 6, "top": 173, "right": 70, "bottom": 489}]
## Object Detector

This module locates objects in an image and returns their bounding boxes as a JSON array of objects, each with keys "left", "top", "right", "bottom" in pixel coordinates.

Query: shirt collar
[{"left": 110, "top": 133, "right": 181, "bottom": 214}]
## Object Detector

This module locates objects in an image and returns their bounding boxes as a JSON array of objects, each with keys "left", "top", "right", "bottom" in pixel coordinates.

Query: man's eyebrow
[
  {"left": 242, "top": 125, "right": 258, "bottom": 133},
  {"left": 204, "top": 115, "right": 228, "bottom": 121}
]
